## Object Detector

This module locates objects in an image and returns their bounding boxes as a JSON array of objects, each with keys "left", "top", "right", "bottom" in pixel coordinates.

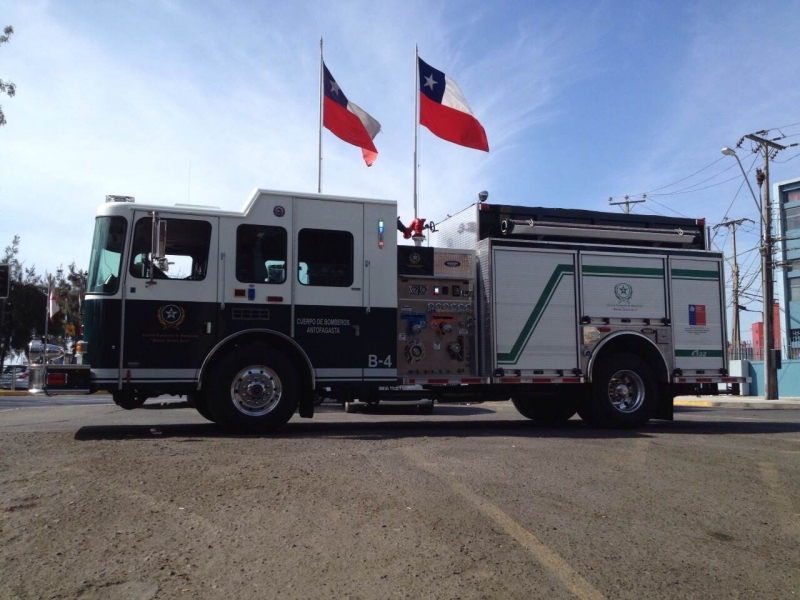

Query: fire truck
[{"left": 30, "top": 189, "right": 743, "bottom": 431}]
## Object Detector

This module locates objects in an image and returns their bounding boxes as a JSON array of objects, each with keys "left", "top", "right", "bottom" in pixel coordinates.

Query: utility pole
[
  {"left": 745, "top": 133, "right": 785, "bottom": 400},
  {"left": 609, "top": 195, "right": 646, "bottom": 214},
  {"left": 713, "top": 218, "right": 754, "bottom": 357}
]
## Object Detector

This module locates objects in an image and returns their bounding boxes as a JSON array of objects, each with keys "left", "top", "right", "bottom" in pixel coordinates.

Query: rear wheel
[
  {"left": 590, "top": 353, "right": 658, "bottom": 427},
  {"left": 418, "top": 400, "right": 434, "bottom": 415},
  {"left": 112, "top": 390, "right": 148, "bottom": 410},
  {"left": 511, "top": 393, "right": 577, "bottom": 423},
  {"left": 207, "top": 344, "right": 299, "bottom": 433}
]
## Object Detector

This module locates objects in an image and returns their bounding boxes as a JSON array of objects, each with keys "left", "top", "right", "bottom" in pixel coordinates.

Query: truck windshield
[{"left": 87, "top": 216, "right": 127, "bottom": 294}]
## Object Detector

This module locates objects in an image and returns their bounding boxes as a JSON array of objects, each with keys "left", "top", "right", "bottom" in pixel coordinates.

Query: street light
[{"left": 721, "top": 147, "right": 763, "bottom": 229}]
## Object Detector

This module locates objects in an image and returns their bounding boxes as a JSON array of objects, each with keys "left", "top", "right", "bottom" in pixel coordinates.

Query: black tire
[
  {"left": 418, "top": 400, "right": 434, "bottom": 415},
  {"left": 511, "top": 394, "right": 577, "bottom": 423},
  {"left": 590, "top": 353, "right": 658, "bottom": 427},
  {"left": 206, "top": 343, "right": 299, "bottom": 433},
  {"left": 188, "top": 391, "right": 216, "bottom": 423},
  {"left": 112, "top": 391, "right": 148, "bottom": 410}
]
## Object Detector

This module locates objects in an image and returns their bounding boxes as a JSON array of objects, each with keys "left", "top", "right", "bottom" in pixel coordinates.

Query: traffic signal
[{"left": 0, "top": 264, "right": 9, "bottom": 299}]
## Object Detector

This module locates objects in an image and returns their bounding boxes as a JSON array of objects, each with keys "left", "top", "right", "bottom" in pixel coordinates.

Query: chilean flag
[
  {"left": 323, "top": 62, "right": 381, "bottom": 166},
  {"left": 418, "top": 57, "right": 489, "bottom": 152},
  {"left": 47, "top": 277, "right": 60, "bottom": 324}
]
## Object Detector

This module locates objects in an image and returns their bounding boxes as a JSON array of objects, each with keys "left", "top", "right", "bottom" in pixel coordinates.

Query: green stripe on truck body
[
  {"left": 497, "top": 264, "right": 574, "bottom": 365},
  {"left": 583, "top": 265, "right": 664, "bottom": 277},
  {"left": 671, "top": 268, "right": 719, "bottom": 281}
]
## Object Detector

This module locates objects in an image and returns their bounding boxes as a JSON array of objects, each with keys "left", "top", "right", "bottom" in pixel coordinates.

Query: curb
[
  {"left": 674, "top": 400, "right": 800, "bottom": 409},
  {"left": 0, "top": 391, "right": 31, "bottom": 397}
]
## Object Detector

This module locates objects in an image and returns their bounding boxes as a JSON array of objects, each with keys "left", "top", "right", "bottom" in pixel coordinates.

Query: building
[
  {"left": 752, "top": 302, "right": 781, "bottom": 359},
  {"left": 774, "top": 176, "right": 800, "bottom": 358}
]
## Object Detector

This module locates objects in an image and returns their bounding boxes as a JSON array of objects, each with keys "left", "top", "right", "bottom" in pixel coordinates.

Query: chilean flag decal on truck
[
  {"left": 688, "top": 304, "right": 706, "bottom": 326},
  {"left": 418, "top": 57, "right": 489, "bottom": 152}
]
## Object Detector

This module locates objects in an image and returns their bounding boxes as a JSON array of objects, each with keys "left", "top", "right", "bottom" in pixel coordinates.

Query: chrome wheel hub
[
  {"left": 230, "top": 365, "right": 282, "bottom": 416},
  {"left": 607, "top": 370, "right": 645, "bottom": 414}
]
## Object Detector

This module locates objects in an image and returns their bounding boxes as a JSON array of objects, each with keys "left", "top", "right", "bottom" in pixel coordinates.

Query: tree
[
  {"left": 0, "top": 236, "right": 45, "bottom": 371},
  {"left": 0, "top": 26, "right": 16, "bottom": 127},
  {"left": 0, "top": 237, "right": 87, "bottom": 372}
]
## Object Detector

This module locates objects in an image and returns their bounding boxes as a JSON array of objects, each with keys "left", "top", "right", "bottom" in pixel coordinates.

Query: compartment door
[
  {"left": 580, "top": 253, "right": 667, "bottom": 322},
  {"left": 670, "top": 257, "right": 725, "bottom": 371},
  {"left": 493, "top": 248, "right": 578, "bottom": 372}
]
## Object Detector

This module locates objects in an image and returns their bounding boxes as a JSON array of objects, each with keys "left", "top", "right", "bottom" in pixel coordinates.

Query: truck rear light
[
  {"left": 76, "top": 341, "right": 89, "bottom": 354},
  {"left": 47, "top": 373, "right": 66, "bottom": 385}
]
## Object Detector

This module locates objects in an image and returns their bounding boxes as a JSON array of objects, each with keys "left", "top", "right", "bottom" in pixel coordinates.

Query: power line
[
  {"left": 646, "top": 197, "right": 691, "bottom": 218},
  {"left": 650, "top": 173, "right": 742, "bottom": 196},
  {"left": 608, "top": 155, "right": 727, "bottom": 201},
  {"left": 773, "top": 150, "right": 800, "bottom": 164},
  {"left": 710, "top": 153, "right": 760, "bottom": 246},
  {"left": 761, "top": 121, "right": 800, "bottom": 133},
  {"left": 648, "top": 162, "right": 738, "bottom": 196}
]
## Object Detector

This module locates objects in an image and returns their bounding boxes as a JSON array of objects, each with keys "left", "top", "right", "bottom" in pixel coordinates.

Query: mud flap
[
  {"left": 298, "top": 387, "right": 315, "bottom": 418},
  {"left": 656, "top": 385, "right": 674, "bottom": 420}
]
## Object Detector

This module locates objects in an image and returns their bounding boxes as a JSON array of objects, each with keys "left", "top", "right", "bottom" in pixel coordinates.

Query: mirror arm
[{"left": 147, "top": 211, "right": 158, "bottom": 287}]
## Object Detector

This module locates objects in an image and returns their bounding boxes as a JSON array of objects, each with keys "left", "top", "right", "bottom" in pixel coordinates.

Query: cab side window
[
  {"left": 130, "top": 218, "right": 212, "bottom": 281},
  {"left": 236, "top": 225, "right": 287, "bottom": 284},
  {"left": 297, "top": 229, "right": 353, "bottom": 287}
]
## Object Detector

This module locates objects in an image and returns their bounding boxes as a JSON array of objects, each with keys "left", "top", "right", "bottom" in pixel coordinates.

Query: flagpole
[
  {"left": 43, "top": 274, "right": 50, "bottom": 392},
  {"left": 413, "top": 44, "right": 419, "bottom": 219},
  {"left": 318, "top": 36, "right": 324, "bottom": 194}
]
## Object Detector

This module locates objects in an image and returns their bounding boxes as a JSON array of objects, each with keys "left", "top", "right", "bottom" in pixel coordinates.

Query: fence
[{"left": 728, "top": 345, "right": 800, "bottom": 361}]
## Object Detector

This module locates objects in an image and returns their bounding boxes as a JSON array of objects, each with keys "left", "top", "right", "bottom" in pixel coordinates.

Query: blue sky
[{"left": 1, "top": 0, "right": 800, "bottom": 340}]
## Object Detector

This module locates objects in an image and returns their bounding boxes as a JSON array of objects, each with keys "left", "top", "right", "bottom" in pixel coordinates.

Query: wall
[{"left": 748, "top": 359, "right": 800, "bottom": 397}]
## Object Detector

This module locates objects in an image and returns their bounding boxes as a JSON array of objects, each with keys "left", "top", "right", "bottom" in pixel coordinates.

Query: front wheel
[
  {"left": 511, "top": 394, "right": 577, "bottom": 423},
  {"left": 206, "top": 344, "right": 299, "bottom": 433},
  {"left": 590, "top": 353, "right": 658, "bottom": 427}
]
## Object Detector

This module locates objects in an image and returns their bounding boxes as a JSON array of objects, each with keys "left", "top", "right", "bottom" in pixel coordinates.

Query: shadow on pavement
[{"left": 73, "top": 412, "right": 800, "bottom": 442}]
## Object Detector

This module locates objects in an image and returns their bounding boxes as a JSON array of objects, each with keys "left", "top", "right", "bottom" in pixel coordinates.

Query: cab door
[
  {"left": 292, "top": 198, "right": 365, "bottom": 382},
  {"left": 121, "top": 211, "right": 219, "bottom": 385}
]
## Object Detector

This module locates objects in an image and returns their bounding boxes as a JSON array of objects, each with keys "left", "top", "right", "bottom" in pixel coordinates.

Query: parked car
[{"left": 0, "top": 365, "right": 30, "bottom": 390}]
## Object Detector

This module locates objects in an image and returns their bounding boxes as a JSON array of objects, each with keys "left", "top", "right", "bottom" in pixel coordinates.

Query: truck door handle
[
  {"left": 354, "top": 325, "right": 360, "bottom": 337},
  {"left": 204, "top": 322, "right": 211, "bottom": 334}
]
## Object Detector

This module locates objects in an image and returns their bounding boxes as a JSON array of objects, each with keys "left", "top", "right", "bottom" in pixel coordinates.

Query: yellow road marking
[
  {"left": 674, "top": 400, "right": 715, "bottom": 407},
  {"left": 400, "top": 447, "right": 606, "bottom": 600}
]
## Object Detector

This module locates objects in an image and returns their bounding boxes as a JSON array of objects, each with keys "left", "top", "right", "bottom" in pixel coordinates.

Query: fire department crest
[
  {"left": 157, "top": 304, "right": 185, "bottom": 330},
  {"left": 614, "top": 282, "right": 633, "bottom": 304}
]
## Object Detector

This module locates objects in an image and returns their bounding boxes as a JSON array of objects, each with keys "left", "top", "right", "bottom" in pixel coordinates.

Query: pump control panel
[{"left": 396, "top": 248, "right": 476, "bottom": 378}]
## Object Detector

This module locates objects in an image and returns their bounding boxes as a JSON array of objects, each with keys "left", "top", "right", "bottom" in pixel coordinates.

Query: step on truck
[{"left": 30, "top": 189, "right": 745, "bottom": 431}]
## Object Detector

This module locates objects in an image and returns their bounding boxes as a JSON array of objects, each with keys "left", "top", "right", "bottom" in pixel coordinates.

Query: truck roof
[{"left": 96, "top": 188, "right": 397, "bottom": 218}]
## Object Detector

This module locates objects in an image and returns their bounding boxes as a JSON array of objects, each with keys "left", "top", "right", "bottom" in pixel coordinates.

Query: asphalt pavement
[{"left": 1, "top": 399, "right": 798, "bottom": 599}]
